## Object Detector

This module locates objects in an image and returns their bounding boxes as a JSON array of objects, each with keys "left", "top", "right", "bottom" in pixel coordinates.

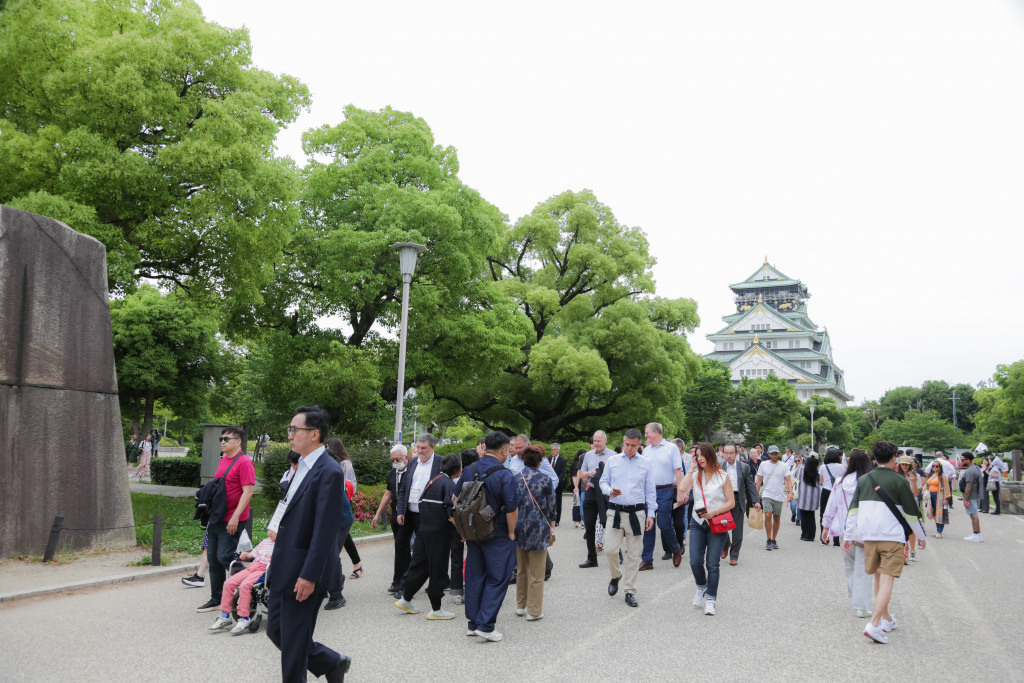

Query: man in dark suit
[
  {"left": 267, "top": 406, "right": 350, "bottom": 683},
  {"left": 719, "top": 443, "right": 761, "bottom": 566},
  {"left": 396, "top": 433, "right": 443, "bottom": 593},
  {"left": 549, "top": 443, "right": 567, "bottom": 526}
]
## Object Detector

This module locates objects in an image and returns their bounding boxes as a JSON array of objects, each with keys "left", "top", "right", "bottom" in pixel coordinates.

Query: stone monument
[{"left": 0, "top": 205, "right": 135, "bottom": 558}]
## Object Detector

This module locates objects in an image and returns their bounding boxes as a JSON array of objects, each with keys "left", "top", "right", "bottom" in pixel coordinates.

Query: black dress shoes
[
  {"left": 325, "top": 595, "right": 346, "bottom": 610},
  {"left": 325, "top": 656, "right": 351, "bottom": 683},
  {"left": 578, "top": 559, "right": 599, "bottom": 568},
  {"left": 608, "top": 577, "right": 619, "bottom": 596},
  {"left": 624, "top": 593, "right": 638, "bottom": 607},
  {"left": 661, "top": 552, "right": 673, "bottom": 561}
]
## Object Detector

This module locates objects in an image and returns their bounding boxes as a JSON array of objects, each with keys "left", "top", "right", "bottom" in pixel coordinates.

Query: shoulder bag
[
  {"left": 698, "top": 472, "right": 736, "bottom": 535},
  {"left": 520, "top": 471, "right": 555, "bottom": 544},
  {"left": 866, "top": 473, "right": 913, "bottom": 542}
]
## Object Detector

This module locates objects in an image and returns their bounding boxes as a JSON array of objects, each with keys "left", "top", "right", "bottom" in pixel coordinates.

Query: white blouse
[{"left": 692, "top": 470, "right": 729, "bottom": 523}]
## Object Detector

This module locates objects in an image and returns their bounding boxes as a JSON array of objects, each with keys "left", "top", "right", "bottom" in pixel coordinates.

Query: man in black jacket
[
  {"left": 719, "top": 443, "right": 761, "bottom": 566},
  {"left": 549, "top": 443, "right": 567, "bottom": 526}
]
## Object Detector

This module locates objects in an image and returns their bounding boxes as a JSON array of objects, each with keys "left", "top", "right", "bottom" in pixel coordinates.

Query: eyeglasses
[
  {"left": 219, "top": 436, "right": 238, "bottom": 442},
  {"left": 287, "top": 426, "right": 317, "bottom": 435}
]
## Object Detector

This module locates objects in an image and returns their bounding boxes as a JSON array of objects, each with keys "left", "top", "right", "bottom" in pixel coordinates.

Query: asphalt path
[{"left": 2, "top": 511, "right": 1023, "bottom": 682}]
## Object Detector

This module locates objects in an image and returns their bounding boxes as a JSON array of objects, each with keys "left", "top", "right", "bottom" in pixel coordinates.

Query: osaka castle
[{"left": 705, "top": 260, "right": 853, "bottom": 408}]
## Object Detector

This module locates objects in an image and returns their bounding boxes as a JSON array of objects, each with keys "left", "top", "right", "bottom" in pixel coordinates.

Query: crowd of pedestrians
[{"left": 179, "top": 409, "right": 1009, "bottom": 683}]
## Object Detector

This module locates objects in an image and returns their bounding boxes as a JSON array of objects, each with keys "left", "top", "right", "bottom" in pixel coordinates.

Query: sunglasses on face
[{"left": 219, "top": 436, "right": 238, "bottom": 442}]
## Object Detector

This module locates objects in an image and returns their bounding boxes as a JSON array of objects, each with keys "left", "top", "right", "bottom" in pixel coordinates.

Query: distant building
[{"left": 705, "top": 259, "right": 853, "bottom": 408}]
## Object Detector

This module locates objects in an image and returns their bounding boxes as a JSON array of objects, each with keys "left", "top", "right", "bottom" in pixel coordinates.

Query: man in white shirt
[
  {"left": 507, "top": 434, "right": 560, "bottom": 492},
  {"left": 599, "top": 429, "right": 656, "bottom": 607},
  {"left": 640, "top": 423, "right": 683, "bottom": 569},
  {"left": 755, "top": 445, "right": 792, "bottom": 550},
  {"left": 579, "top": 431, "right": 613, "bottom": 568}
]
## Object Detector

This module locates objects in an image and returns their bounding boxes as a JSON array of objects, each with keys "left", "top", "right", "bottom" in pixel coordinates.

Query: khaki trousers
[
  {"left": 515, "top": 547, "right": 547, "bottom": 616},
  {"left": 604, "top": 511, "right": 646, "bottom": 594}
]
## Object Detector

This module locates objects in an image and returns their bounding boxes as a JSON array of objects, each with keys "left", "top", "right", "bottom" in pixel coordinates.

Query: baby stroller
[{"left": 227, "top": 553, "right": 271, "bottom": 633}]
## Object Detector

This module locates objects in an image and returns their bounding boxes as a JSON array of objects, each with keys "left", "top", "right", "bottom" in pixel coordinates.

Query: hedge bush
[
  {"left": 259, "top": 444, "right": 293, "bottom": 502},
  {"left": 150, "top": 456, "right": 201, "bottom": 488},
  {"left": 348, "top": 441, "right": 392, "bottom": 486}
]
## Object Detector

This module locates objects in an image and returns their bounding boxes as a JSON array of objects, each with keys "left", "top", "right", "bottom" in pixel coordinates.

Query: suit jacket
[
  {"left": 549, "top": 455, "right": 567, "bottom": 490},
  {"left": 731, "top": 460, "right": 760, "bottom": 515},
  {"left": 268, "top": 452, "right": 344, "bottom": 594},
  {"left": 397, "top": 454, "right": 443, "bottom": 518}
]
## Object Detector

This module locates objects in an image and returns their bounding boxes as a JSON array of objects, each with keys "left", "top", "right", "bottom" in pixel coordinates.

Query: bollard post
[
  {"left": 43, "top": 516, "right": 64, "bottom": 563},
  {"left": 152, "top": 514, "right": 163, "bottom": 567},
  {"left": 1013, "top": 450, "right": 1021, "bottom": 482}
]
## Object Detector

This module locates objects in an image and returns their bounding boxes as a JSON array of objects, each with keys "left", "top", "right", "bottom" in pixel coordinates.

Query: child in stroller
[{"left": 208, "top": 529, "right": 274, "bottom": 635}]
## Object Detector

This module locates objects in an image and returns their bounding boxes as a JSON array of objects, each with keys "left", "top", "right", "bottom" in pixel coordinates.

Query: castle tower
[{"left": 705, "top": 260, "right": 852, "bottom": 407}]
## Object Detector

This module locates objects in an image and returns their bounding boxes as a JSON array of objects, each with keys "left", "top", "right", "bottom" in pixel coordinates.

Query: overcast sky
[{"left": 200, "top": 0, "right": 1024, "bottom": 404}]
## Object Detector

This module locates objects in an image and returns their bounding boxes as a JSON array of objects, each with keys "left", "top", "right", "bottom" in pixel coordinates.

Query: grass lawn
[{"left": 130, "top": 492, "right": 381, "bottom": 553}]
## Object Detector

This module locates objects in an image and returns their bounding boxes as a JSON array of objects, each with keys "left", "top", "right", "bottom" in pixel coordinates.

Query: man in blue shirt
[
  {"left": 640, "top": 422, "right": 683, "bottom": 569},
  {"left": 600, "top": 429, "right": 656, "bottom": 607},
  {"left": 456, "top": 431, "right": 519, "bottom": 642}
]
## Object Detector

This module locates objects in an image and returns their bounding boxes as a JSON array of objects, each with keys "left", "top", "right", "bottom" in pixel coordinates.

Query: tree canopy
[
  {"left": 110, "top": 285, "right": 225, "bottom": 436},
  {"left": 429, "top": 190, "right": 701, "bottom": 440},
  {"left": 724, "top": 375, "right": 801, "bottom": 446},
  {"left": 0, "top": 0, "right": 310, "bottom": 301},
  {"left": 679, "top": 358, "right": 733, "bottom": 442}
]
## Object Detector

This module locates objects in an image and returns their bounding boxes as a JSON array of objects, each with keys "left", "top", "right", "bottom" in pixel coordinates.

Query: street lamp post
[
  {"left": 390, "top": 242, "right": 427, "bottom": 446},
  {"left": 809, "top": 403, "right": 816, "bottom": 455}
]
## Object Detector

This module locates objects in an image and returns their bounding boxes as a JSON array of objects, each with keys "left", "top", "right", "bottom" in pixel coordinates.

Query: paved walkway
[{"left": 2, "top": 513, "right": 1022, "bottom": 682}]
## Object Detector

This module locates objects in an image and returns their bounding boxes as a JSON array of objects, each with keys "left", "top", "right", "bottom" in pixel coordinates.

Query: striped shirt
[{"left": 793, "top": 465, "right": 821, "bottom": 511}]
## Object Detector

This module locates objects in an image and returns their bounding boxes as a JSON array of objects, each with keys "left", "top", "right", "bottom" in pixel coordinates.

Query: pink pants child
[{"left": 220, "top": 560, "right": 267, "bottom": 618}]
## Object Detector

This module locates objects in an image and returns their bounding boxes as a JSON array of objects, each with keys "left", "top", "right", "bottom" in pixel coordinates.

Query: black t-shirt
[
  {"left": 386, "top": 467, "right": 406, "bottom": 514},
  {"left": 418, "top": 475, "right": 455, "bottom": 532},
  {"left": 570, "top": 454, "right": 584, "bottom": 479}
]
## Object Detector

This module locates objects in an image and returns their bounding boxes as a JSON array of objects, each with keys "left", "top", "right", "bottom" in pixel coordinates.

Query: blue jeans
[
  {"left": 688, "top": 518, "right": 727, "bottom": 600},
  {"left": 641, "top": 488, "right": 679, "bottom": 562},
  {"left": 790, "top": 498, "right": 800, "bottom": 521}
]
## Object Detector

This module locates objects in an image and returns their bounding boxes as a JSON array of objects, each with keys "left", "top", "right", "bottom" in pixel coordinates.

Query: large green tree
[
  {"left": 0, "top": 0, "right": 309, "bottom": 301},
  {"left": 230, "top": 106, "right": 526, "bottom": 437},
  {"left": 785, "top": 395, "right": 853, "bottom": 451},
  {"left": 974, "top": 360, "right": 1024, "bottom": 451},
  {"left": 877, "top": 386, "right": 922, "bottom": 423},
  {"left": 679, "top": 358, "right": 733, "bottom": 442},
  {"left": 724, "top": 375, "right": 801, "bottom": 446},
  {"left": 870, "top": 410, "right": 970, "bottom": 451},
  {"left": 430, "top": 190, "right": 701, "bottom": 440},
  {"left": 918, "top": 380, "right": 978, "bottom": 431},
  {"left": 111, "top": 285, "right": 225, "bottom": 437}
]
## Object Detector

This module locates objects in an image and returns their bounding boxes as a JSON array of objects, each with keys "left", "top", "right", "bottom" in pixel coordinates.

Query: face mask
[{"left": 393, "top": 461, "right": 406, "bottom": 472}]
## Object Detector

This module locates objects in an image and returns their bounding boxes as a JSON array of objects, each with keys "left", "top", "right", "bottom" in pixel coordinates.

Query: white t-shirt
[
  {"left": 820, "top": 463, "right": 845, "bottom": 491},
  {"left": 757, "top": 459, "right": 790, "bottom": 501},
  {"left": 692, "top": 470, "right": 729, "bottom": 523}
]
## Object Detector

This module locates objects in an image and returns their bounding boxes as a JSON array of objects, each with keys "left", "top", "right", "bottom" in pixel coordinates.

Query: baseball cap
[{"left": 767, "top": 445, "right": 780, "bottom": 454}]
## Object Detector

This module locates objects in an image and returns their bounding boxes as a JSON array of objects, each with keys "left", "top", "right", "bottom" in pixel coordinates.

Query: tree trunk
[{"left": 140, "top": 389, "right": 156, "bottom": 437}]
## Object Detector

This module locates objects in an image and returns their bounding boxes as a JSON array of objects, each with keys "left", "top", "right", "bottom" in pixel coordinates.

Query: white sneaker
[
  {"left": 964, "top": 533, "right": 984, "bottom": 543},
  {"left": 476, "top": 629, "right": 503, "bottom": 642},
  {"left": 863, "top": 621, "right": 889, "bottom": 644},
  {"left": 426, "top": 609, "right": 455, "bottom": 620},
  {"left": 229, "top": 619, "right": 249, "bottom": 635},
  {"left": 881, "top": 615, "right": 899, "bottom": 632},
  {"left": 856, "top": 609, "right": 872, "bottom": 618},
  {"left": 515, "top": 608, "right": 526, "bottom": 617},
  {"left": 208, "top": 615, "right": 234, "bottom": 631},
  {"left": 394, "top": 598, "right": 419, "bottom": 614},
  {"left": 466, "top": 629, "right": 478, "bottom": 637},
  {"left": 909, "top": 551, "right": 916, "bottom": 562},
  {"left": 526, "top": 613, "right": 544, "bottom": 621},
  {"left": 454, "top": 595, "right": 464, "bottom": 605},
  {"left": 692, "top": 588, "right": 706, "bottom": 607},
  {"left": 704, "top": 599, "right": 716, "bottom": 616}
]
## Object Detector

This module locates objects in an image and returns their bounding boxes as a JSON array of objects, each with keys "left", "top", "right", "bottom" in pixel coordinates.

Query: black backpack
[
  {"left": 453, "top": 463, "right": 502, "bottom": 542},
  {"left": 193, "top": 454, "right": 243, "bottom": 529}
]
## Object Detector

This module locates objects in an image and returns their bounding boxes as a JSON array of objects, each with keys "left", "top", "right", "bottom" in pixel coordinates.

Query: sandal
[{"left": 349, "top": 566, "right": 363, "bottom": 579}]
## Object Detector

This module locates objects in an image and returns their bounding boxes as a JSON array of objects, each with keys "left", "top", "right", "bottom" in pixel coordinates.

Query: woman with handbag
[
  {"left": 514, "top": 445, "right": 558, "bottom": 621},
  {"left": 821, "top": 449, "right": 873, "bottom": 617},
  {"left": 678, "top": 441, "right": 734, "bottom": 616}
]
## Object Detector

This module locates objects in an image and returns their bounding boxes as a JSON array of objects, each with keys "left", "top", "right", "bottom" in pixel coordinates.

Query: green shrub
[
  {"left": 349, "top": 441, "right": 392, "bottom": 486},
  {"left": 259, "top": 444, "right": 293, "bottom": 502},
  {"left": 150, "top": 456, "right": 201, "bottom": 487}
]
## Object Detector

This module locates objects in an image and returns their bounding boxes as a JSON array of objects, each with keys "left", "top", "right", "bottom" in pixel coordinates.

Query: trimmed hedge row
[{"left": 150, "top": 456, "right": 201, "bottom": 488}]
